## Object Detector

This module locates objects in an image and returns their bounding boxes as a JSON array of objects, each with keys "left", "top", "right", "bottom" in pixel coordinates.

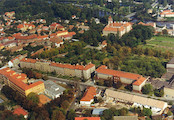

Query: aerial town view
[{"left": 0, "top": 0, "right": 173, "bottom": 120}]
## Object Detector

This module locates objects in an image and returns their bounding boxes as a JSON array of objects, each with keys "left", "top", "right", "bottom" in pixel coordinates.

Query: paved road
[
  {"left": 49, "top": 76, "right": 173, "bottom": 102},
  {"left": 125, "top": 12, "right": 136, "bottom": 19}
]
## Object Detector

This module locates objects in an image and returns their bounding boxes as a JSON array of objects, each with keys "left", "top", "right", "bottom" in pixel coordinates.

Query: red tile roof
[
  {"left": 50, "top": 62, "right": 95, "bottom": 70},
  {"left": 37, "top": 35, "right": 48, "bottom": 39},
  {"left": 102, "top": 40, "right": 107, "bottom": 45},
  {"left": 75, "top": 117, "right": 100, "bottom": 120},
  {"left": 96, "top": 66, "right": 146, "bottom": 86},
  {"left": 80, "top": 87, "right": 96, "bottom": 102},
  {"left": 0, "top": 67, "right": 44, "bottom": 91},
  {"left": 15, "top": 34, "right": 37, "bottom": 40},
  {"left": 17, "top": 24, "right": 24, "bottom": 29},
  {"left": 160, "top": 10, "right": 174, "bottom": 15},
  {"left": 13, "top": 107, "right": 28, "bottom": 116},
  {"left": 20, "top": 58, "right": 37, "bottom": 63}
]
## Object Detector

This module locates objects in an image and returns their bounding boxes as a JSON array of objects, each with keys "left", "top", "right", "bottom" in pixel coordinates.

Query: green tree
[
  {"left": 142, "top": 108, "right": 152, "bottom": 116},
  {"left": 167, "top": 111, "right": 173, "bottom": 116},
  {"left": 27, "top": 92, "right": 39, "bottom": 104},
  {"left": 67, "top": 109, "right": 76, "bottom": 120},
  {"left": 154, "top": 88, "right": 164, "bottom": 97},
  {"left": 114, "top": 81, "right": 122, "bottom": 89},
  {"left": 141, "top": 84, "right": 153, "bottom": 95}
]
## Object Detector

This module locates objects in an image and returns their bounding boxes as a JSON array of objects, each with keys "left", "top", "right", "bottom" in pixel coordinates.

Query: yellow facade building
[{"left": 0, "top": 67, "right": 45, "bottom": 96}]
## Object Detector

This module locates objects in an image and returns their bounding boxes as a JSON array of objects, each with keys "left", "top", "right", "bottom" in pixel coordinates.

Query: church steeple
[{"left": 108, "top": 16, "right": 113, "bottom": 25}]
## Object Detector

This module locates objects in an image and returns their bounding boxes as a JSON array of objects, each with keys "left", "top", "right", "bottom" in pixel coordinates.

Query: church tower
[{"left": 108, "top": 16, "right": 113, "bottom": 25}]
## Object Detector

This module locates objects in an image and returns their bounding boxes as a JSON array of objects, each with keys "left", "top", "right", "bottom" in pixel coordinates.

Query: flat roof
[
  {"left": 105, "top": 89, "right": 167, "bottom": 110},
  {"left": 168, "top": 57, "right": 174, "bottom": 64}
]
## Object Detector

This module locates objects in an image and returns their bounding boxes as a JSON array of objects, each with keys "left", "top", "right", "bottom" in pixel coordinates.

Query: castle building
[{"left": 102, "top": 16, "right": 132, "bottom": 36}]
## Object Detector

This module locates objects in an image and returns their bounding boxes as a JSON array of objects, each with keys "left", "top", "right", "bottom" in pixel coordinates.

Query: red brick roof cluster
[
  {"left": 13, "top": 107, "right": 28, "bottom": 116},
  {"left": 80, "top": 87, "right": 96, "bottom": 102},
  {"left": 50, "top": 62, "right": 95, "bottom": 70},
  {"left": 15, "top": 34, "right": 37, "bottom": 40},
  {"left": 0, "top": 67, "right": 44, "bottom": 91},
  {"left": 96, "top": 65, "right": 146, "bottom": 86}
]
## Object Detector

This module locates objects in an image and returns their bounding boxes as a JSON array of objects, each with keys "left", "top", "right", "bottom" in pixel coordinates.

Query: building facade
[
  {"left": 0, "top": 67, "right": 45, "bottom": 96},
  {"left": 105, "top": 89, "right": 168, "bottom": 115},
  {"left": 103, "top": 16, "right": 132, "bottom": 36},
  {"left": 20, "top": 58, "right": 95, "bottom": 79},
  {"left": 96, "top": 65, "right": 148, "bottom": 92}
]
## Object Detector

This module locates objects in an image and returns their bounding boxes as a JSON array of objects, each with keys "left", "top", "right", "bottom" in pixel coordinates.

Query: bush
[{"left": 114, "top": 81, "right": 122, "bottom": 89}]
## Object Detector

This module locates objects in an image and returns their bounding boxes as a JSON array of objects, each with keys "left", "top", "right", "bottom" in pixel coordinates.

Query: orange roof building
[
  {"left": 0, "top": 67, "right": 45, "bottom": 96},
  {"left": 20, "top": 58, "right": 95, "bottom": 80},
  {"left": 103, "top": 16, "right": 132, "bottom": 36},
  {"left": 160, "top": 10, "right": 174, "bottom": 17},
  {"left": 75, "top": 117, "right": 100, "bottom": 120},
  {"left": 80, "top": 87, "right": 97, "bottom": 106},
  {"left": 96, "top": 65, "right": 148, "bottom": 92},
  {"left": 13, "top": 107, "right": 28, "bottom": 118},
  {"left": 138, "top": 22, "right": 156, "bottom": 29}
]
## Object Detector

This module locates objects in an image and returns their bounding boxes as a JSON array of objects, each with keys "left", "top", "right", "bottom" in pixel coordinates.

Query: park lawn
[{"left": 142, "top": 36, "right": 174, "bottom": 52}]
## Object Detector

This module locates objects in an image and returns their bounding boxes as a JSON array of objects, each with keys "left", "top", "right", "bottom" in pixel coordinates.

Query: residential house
[
  {"left": 43, "top": 80, "right": 65, "bottom": 99},
  {"left": 96, "top": 65, "right": 148, "bottom": 92},
  {"left": 49, "top": 23, "right": 60, "bottom": 31},
  {"left": 80, "top": 87, "right": 97, "bottom": 106},
  {"left": 50, "top": 37, "right": 64, "bottom": 47},
  {"left": 13, "top": 107, "right": 28, "bottom": 119},
  {"left": 103, "top": 16, "right": 132, "bottom": 36},
  {"left": 105, "top": 89, "right": 168, "bottom": 114},
  {"left": 101, "top": 40, "right": 107, "bottom": 48},
  {"left": 17, "top": 23, "right": 35, "bottom": 32}
]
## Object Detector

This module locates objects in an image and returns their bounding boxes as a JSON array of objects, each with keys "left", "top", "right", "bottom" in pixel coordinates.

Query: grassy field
[{"left": 140, "top": 36, "right": 174, "bottom": 52}]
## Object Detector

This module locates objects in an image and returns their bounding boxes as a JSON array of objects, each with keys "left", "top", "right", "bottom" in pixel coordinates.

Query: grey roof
[
  {"left": 113, "top": 116, "right": 138, "bottom": 120},
  {"left": 43, "top": 80, "right": 66, "bottom": 96},
  {"left": 0, "top": 98, "right": 4, "bottom": 103},
  {"left": 92, "top": 108, "right": 107, "bottom": 115},
  {"left": 150, "top": 79, "right": 169, "bottom": 89},
  {"left": 168, "top": 57, "right": 174, "bottom": 64}
]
